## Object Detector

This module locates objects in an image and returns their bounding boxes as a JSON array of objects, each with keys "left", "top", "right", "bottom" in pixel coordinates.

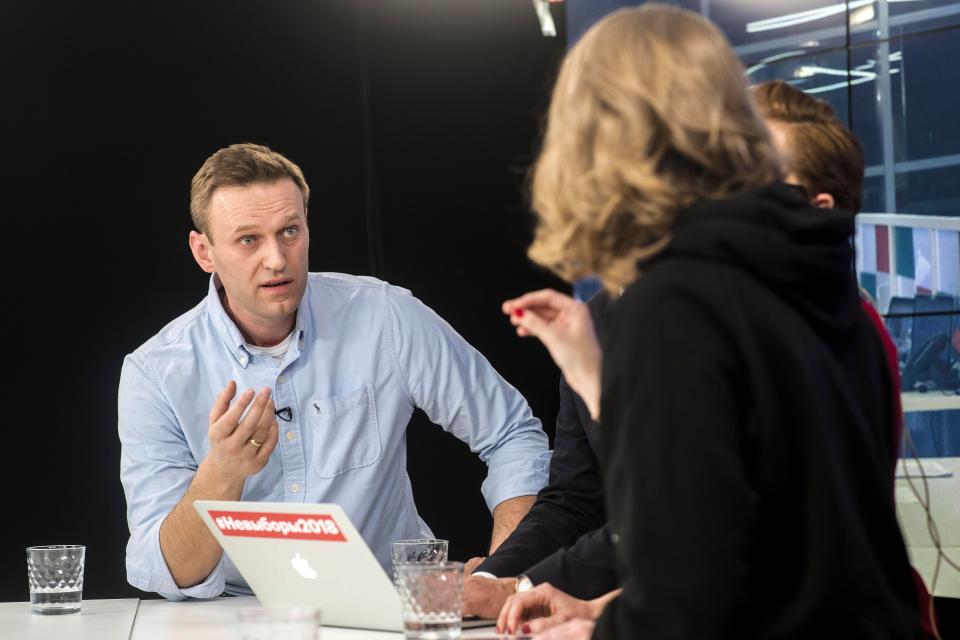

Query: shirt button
[
  {"left": 610, "top": 533, "right": 621, "bottom": 544},
  {"left": 278, "top": 374, "right": 287, "bottom": 384},
  {"left": 291, "top": 484, "right": 299, "bottom": 493},
  {"left": 239, "top": 356, "right": 248, "bottom": 366},
  {"left": 286, "top": 431, "right": 295, "bottom": 441}
]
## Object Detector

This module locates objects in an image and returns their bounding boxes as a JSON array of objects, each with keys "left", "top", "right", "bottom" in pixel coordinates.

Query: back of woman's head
[
  {"left": 529, "top": 4, "right": 780, "bottom": 291},
  {"left": 752, "top": 80, "right": 865, "bottom": 214}
]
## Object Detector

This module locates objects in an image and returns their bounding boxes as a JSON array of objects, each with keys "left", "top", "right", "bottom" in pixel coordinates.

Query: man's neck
[{"left": 221, "top": 293, "right": 296, "bottom": 347}]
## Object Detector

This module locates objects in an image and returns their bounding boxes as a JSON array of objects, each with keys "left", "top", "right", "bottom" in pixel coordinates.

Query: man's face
[{"left": 191, "top": 178, "right": 309, "bottom": 340}]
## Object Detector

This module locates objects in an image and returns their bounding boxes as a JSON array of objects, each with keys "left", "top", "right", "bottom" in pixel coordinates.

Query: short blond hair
[
  {"left": 528, "top": 4, "right": 781, "bottom": 291},
  {"left": 190, "top": 143, "right": 310, "bottom": 238}
]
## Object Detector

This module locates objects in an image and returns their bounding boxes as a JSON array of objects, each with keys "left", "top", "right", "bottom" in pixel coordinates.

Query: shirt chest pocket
[{"left": 309, "top": 385, "right": 382, "bottom": 479}]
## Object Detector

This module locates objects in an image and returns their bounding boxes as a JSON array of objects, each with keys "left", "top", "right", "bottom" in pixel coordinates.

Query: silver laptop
[
  {"left": 194, "top": 500, "right": 404, "bottom": 631},
  {"left": 194, "top": 500, "right": 495, "bottom": 632}
]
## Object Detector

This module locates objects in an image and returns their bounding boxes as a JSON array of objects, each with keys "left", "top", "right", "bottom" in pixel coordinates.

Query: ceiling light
[{"left": 532, "top": 0, "right": 558, "bottom": 37}]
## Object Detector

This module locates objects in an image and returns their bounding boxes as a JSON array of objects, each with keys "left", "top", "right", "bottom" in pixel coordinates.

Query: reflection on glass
[
  {"left": 895, "top": 166, "right": 960, "bottom": 216},
  {"left": 863, "top": 175, "right": 886, "bottom": 213},
  {"left": 707, "top": 0, "right": 847, "bottom": 63},
  {"left": 850, "top": 0, "right": 960, "bottom": 44},
  {"left": 745, "top": 50, "right": 849, "bottom": 123},
  {"left": 850, "top": 28, "right": 960, "bottom": 213}
]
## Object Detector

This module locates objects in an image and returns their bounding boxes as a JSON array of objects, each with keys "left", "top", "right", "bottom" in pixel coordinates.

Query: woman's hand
[
  {"left": 496, "top": 583, "right": 595, "bottom": 635},
  {"left": 534, "top": 619, "right": 596, "bottom": 640},
  {"left": 502, "top": 289, "right": 602, "bottom": 419}
]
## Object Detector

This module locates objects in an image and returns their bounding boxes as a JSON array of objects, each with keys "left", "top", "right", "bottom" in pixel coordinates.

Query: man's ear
[
  {"left": 189, "top": 230, "right": 216, "bottom": 274},
  {"left": 812, "top": 192, "right": 836, "bottom": 209}
]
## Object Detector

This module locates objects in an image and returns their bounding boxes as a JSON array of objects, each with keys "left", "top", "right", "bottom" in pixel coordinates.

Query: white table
[
  {"left": 0, "top": 598, "right": 139, "bottom": 640},
  {"left": 901, "top": 391, "right": 960, "bottom": 413},
  {"left": 131, "top": 596, "right": 396, "bottom": 639},
  {"left": 131, "top": 596, "right": 499, "bottom": 639},
  {"left": 895, "top": 456, "right": 960, "bottom": 597},
  {"left": 0, "top": 595, "right": 501, "bottom": 639}
]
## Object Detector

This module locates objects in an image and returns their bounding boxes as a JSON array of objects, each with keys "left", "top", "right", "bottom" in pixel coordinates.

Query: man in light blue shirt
[{"left": 118, "top": 143, "right": 550, "bottom": 600}]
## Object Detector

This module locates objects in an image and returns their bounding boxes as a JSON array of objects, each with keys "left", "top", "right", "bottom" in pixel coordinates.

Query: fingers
[
  {"left": 502, "top": 598, "right": 530, "bottom": 635},
  {"left": 496, "top": 594, "right": 515, "bottom": 634},
  {"left": 210, "top": 384, "right": 255, "bottom": 441},
  {"left": 503, "top": 289, "right": 576, "bottom": 319},
  {"left": 246, "top": 397, "right": 277, "bottom": 447},
  {"left": 528, "top": 613, "right": 570, "bottom": 634},
  {"left": 463, "top": 556, "right": 486, "bottom": 574},
  {"left": 536, "top": 619, "right": 595, "bottom": 640},
  {"left": 509, "top": 305, "right": 554, "bottom": 341},
  {"left": 208, "top": 381, "right": 237, "bottom": 428},
  {"left": 497, "top": 588, "right": 545, "bottom": 635},
  {"left": 503, "top": 289, "right": 590, "bottom": 345},
  {"left": 230, "top": 388, "right": 273, "bottom": 444},
  {"left": 254, "top": 415, "right": 280, "bottom": 463},
  {"left": 511, "top": 583, "right": 564, "bottom": 633}
]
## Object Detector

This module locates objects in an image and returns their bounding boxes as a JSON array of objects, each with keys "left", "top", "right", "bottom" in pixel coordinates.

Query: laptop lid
[{"left": 194, "top": 500, "right": 403, "bottom": 632}]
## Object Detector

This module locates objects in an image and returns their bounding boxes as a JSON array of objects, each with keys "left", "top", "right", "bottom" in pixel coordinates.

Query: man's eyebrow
[{"left": 232, "top": 215, "right": 302, "bottom": 236}]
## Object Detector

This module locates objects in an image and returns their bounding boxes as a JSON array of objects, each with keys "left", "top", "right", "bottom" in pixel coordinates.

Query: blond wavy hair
[{"left": 529, "top": 4, "right": 781, "bottom": 291}]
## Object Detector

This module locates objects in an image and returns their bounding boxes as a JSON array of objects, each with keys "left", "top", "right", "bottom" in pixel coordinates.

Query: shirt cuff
[
  {"left": 126, "top": 517, "right": 225, "bottom": 600},
  {"left": 480, "top": 450, "right": 551, "bottom": 512},
  {"left": 472, "top": 571, "right": 498, "bottom": 579}
]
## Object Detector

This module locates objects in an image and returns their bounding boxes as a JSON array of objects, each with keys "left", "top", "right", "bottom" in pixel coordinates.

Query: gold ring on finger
[{"left": 248, "top": 438, "right": 263, "bottom": 447}]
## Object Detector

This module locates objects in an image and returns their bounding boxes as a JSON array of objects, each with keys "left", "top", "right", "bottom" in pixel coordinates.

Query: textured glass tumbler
[
  {"left": 391, "top": 539, "right": 448, "bottom": 585},
  {"left": 26, "top": 545, "right": 85, "bottom": 615},
  {"left": 396, "top": 562, "right": 463, "bottom": 640},
  {"left": 238, "top": 606, "right": 321, "bottom": 640}
]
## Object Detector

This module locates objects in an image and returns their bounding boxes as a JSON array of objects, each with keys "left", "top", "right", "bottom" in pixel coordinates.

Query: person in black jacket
[
  {"left": 494, "top": 5, "right": 922, "bottom": 639},
  {"left": 463, "top": 293, "right": 619, "bottom": 620},
  {"left": 751, "top": 78, "right": 939, "bottom": 640}
]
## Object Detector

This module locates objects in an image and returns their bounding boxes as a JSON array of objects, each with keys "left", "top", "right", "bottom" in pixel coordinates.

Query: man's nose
[{"left": 261, "top": 238, "right": 287, "bottom": 272}]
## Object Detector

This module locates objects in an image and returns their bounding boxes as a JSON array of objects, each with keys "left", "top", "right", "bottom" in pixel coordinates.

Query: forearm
[
  {"left": 490, "top": 495, "right": 536, "bottom": 553},
  {"left": 522, "top": 526, "right": 619, "bottom": 600},
  {"left": 579, "top": 372, "right": 601, "bottom": 421},
  {"left": 159, "top": 461, "right": 244, "bottom": 588}
]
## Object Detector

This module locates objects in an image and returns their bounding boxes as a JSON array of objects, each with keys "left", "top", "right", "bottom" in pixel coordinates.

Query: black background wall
[{"left": 2, "top": 0, "right": 567, "bottom": 601}]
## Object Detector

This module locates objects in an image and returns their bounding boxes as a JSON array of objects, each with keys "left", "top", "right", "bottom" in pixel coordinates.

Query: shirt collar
[{"left": 206, "top": 274, "right": 311, "bottom": 369}]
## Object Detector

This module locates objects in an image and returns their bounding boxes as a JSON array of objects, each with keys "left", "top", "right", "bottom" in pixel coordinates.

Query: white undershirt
[{"left": 244, "top": 330, "right": 297, "bottom": 364}]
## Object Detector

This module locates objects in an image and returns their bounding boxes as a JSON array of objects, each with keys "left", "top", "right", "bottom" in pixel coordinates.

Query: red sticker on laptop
[{"left": 208, "top": 510, "right": 347, "bottom": 541}]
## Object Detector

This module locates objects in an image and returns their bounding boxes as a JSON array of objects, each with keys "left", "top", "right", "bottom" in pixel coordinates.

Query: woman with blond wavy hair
[{"left": 496, "top": 5, "right": 922, "bottom": 639}]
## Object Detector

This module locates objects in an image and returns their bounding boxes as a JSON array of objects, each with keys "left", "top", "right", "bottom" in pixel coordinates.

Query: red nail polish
[
  {"left": 522, "top": 623, "right": 532, "bottom": 634},
  {"left": 514, "top": 308, "right": 525, "bottom": 318}
]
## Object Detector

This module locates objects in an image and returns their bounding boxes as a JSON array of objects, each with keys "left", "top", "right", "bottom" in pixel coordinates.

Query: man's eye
[
  {"left": 283, "top": 227, "right": 299, "bottom": 238},
  {"left": 240, "top": 236, "right": 255, "bottom": 246}
]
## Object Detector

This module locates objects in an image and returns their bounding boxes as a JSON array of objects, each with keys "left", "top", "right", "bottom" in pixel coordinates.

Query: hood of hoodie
[{"left": 656, "top": 183, "right": 861, "bottom": 338}]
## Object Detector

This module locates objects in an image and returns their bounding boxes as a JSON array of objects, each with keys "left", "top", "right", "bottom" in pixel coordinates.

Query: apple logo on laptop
[{"left": 290, "top": 553, "right": 318, "bottom": 580}]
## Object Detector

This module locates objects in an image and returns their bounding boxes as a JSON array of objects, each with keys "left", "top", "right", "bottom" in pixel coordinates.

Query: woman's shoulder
[{"left": 618, "top": 255, "right": 747, "bottom": 315}]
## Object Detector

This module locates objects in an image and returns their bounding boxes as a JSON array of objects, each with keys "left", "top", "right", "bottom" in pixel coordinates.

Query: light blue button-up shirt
[{"left": 118, "top": 273, "right": 550, "bottom": 600}]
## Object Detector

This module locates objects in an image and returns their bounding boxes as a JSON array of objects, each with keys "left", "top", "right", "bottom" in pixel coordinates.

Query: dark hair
[{"left": 752, "top": 80, "right": 864, "bottom": 213}]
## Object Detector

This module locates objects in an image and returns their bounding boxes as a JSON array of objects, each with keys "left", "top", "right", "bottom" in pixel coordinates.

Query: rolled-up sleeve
[
  {"left": 383, "top": 285, "right": 550, "bottom": 511},
  {"left": 118, "top": 354, "right": 224, "bottom": 600}
]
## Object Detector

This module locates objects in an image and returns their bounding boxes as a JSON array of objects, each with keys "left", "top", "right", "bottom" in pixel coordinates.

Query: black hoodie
[{"left": 595, "top": 185, "right": 921, "bottom": 639}]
